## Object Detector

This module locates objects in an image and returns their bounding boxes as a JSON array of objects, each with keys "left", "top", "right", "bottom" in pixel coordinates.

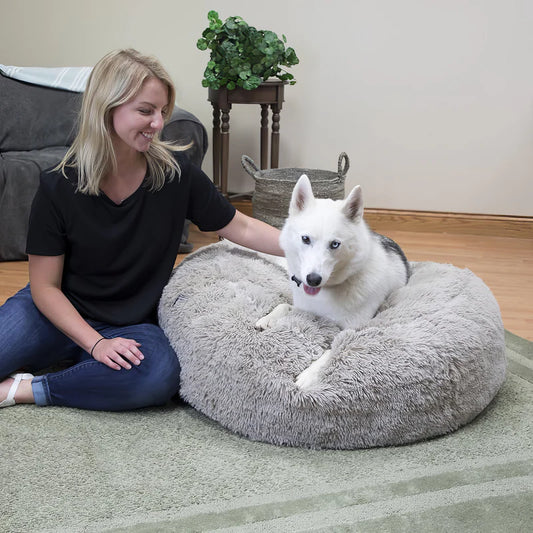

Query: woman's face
[{"left": 111, "top": 77, "right": 169, "bottom": 155}]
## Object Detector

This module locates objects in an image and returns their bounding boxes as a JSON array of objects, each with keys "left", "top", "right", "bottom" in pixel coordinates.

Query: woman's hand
[
  {"left": 29, "top": 255, "right": 146, "bottom": 371},
  {"left": 90, "top": 337, "right": 145, "bottom": 370}
]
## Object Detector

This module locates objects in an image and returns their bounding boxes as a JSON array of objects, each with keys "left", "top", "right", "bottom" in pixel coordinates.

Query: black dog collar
[{"left": 291, "top": 275, "right": 302, "bottom": 287}]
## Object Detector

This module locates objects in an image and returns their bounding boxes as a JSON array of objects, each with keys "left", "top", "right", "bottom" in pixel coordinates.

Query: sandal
[{"left": 0, "top": 373, "right": 34, "bottom": 408}]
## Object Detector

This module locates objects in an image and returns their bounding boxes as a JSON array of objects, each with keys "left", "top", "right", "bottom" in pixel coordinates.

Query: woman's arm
[
  {"left": 217, "top": 210, "right": 284, "bottom": 256},
  {"left": 28, "top": 254, "right": 144, "bottom": 370}
]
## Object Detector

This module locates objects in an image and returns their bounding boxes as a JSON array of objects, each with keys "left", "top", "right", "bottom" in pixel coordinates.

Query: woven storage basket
[{"left": 242, "top": 153, "right": 349, "bottom": 228}]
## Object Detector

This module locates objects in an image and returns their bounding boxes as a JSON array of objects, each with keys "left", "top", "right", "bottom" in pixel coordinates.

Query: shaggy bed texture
[{"left": 158, "top": 242, "right": 507, "bottom": 449}]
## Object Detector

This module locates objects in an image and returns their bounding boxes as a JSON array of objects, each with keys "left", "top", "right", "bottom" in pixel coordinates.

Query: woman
[{"left": 0, "top": 49, "right": 282, "bottom": 410}]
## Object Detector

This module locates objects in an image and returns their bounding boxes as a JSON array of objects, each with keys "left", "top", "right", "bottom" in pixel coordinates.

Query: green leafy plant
[{"left": 197, "top": 10, "right": 299, "bottom": 90}]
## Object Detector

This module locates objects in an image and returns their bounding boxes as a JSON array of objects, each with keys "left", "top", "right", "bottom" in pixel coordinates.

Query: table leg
[
  {"left": 220, "top": 106, "right": 231, "bottom": 197},
  {"left": 212, "top": 104, "right": 221, "bottom": 189},
  {"left": 260, "top": 104, "right": 269, "bottom": 169},
  {"left": 271, "top": 104, "right": 281, "bottom": 168}
]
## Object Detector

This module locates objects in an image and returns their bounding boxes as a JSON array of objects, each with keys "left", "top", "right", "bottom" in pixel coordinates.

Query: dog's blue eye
[
  {"left": 330, "top": 240, "right": 341, "bottom": 250},
  {"left": 301, "top": 235, "right": 311, "bottom": 245}
]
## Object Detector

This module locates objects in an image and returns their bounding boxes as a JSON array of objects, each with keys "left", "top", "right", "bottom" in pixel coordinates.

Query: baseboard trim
[
  {"left": 364, "top": 209, "right": 533, "bottom": 239},
  {"left": 231, "top": 199, "right": 533, "bottom": 239}
]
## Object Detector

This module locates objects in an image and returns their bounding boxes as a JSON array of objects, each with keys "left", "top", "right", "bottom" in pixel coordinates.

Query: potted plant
[{"left": 197, "top": 10, "right": 299, "bottom": 91}]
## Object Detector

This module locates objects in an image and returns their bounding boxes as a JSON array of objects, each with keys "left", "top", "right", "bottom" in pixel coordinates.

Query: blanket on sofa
[{"left": 0, "top": 64, "right": 91, "bottom": 92}]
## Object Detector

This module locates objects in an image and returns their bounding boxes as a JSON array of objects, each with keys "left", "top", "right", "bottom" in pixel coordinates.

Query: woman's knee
[
  {"left": 128, "top": 326, "right": 180, "bottom": 406},
  {"left": 132, "top": 358, "right": 180, "bottom": 407},
  {"left": 0, "top": 284, "right": 77, "bottom": 376}
]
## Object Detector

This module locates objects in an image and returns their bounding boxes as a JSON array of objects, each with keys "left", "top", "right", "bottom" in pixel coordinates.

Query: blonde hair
[{"left": 56, "top": 48, "right": 190, "bottom": 195}]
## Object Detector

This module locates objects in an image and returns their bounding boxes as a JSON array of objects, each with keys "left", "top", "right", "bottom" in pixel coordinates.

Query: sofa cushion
[
  {"left": 0, "top": 147, "right": 68, "bottom": 260},
  {"left": 0, "top": 73, "right": 81, "bottom": 152}
]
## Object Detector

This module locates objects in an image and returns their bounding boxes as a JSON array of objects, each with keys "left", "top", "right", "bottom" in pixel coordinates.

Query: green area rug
[{"left": 1, "top": 331, "right": 531, "bottom": 532}]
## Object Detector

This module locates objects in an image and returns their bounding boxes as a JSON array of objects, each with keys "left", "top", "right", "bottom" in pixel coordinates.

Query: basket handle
[
  {"left": 337, "top": 152, "right": 350, "bottom": 177},
  {"left": 241, "top": 155, "right": 259, "bottom": 177}
]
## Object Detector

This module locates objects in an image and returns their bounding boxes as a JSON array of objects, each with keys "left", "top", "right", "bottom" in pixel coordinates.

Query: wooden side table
[{"left": 208, "top": 80, "right": 286, "bottom": 196}]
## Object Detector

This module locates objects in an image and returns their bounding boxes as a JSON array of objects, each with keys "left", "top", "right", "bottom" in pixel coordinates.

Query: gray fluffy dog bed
[{"left": 158, "top": 242, "right": 507, "bottom": 449}]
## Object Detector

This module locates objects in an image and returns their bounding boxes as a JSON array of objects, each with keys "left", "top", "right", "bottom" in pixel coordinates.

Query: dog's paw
[
  {"left": 295, "top": 366, "right": 321, "bottom": 390},
  {"left": 255, "top": 314, "right": 274, "bottom": 331},
  {"left": 255, "top": 303, "right": 292, "bottom": 331},
  {"left": 295, "top": 350, "right": 333, "bottom": 390}
]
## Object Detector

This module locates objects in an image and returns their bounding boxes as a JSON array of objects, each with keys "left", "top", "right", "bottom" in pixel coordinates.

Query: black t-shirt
[{"left": 26, "top": 153, "right": 236, "bottom": 326}]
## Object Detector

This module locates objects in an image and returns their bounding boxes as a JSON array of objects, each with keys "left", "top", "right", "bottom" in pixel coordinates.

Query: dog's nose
[{"left": 306, "top": 273, "right": 322, "bottom": 287}]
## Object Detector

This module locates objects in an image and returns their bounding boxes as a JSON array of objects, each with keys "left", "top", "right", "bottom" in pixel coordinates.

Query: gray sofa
[{"left": 0, "top": 72, "right": 208, "bottom": 261}]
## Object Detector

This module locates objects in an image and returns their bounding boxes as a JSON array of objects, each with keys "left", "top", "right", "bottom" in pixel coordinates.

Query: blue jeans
[{"left": 0, "top": 285, "right": 181, "bottom": 411}]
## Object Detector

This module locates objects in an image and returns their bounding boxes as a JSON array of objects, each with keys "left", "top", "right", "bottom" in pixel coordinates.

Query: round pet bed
[{"left": 158, "top": 242, "right": 507, "bottom": 449}]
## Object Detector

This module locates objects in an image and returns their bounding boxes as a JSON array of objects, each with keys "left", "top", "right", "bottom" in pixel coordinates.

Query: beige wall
[{"left": 1, "top": 0, "right": 532, "bottom": 216}]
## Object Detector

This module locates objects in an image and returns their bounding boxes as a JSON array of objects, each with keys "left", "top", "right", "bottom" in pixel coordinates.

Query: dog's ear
[
  {"left": 342, "top": 185, "right": 363, "bottom": 221},
  {"left": 289, "top": 174, "right": 315, "bottom": 215}
]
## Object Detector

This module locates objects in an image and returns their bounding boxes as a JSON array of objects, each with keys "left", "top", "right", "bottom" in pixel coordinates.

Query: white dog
[{"left": 256, "top": 175, "right": 410, "bottom": 390}]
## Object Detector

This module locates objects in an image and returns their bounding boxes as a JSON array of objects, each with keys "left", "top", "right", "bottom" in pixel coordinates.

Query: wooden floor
[{"left": 1, "top": 206, "right": 532, "bottom": 341}]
